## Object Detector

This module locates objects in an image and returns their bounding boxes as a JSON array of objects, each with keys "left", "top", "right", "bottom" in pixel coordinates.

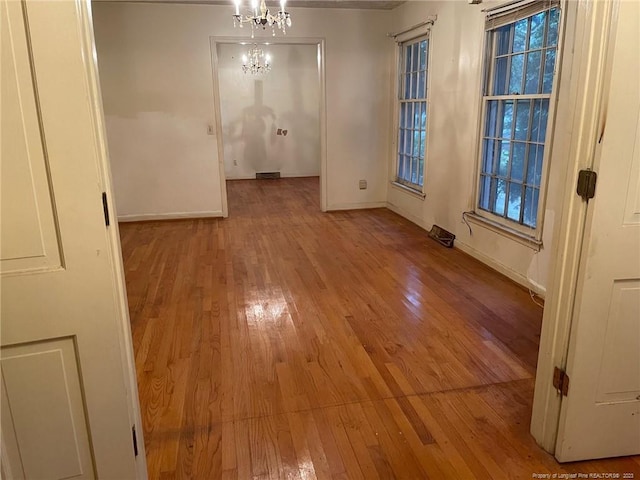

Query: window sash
[
  {"left": 485, "top": 0, "right": 560, "bottom": 30},
  {"left": 476, "top": 2, "right": 561, "bottom": 235},
  {"left": 396, "top": 36, "right": 429, "bottom": 191}
]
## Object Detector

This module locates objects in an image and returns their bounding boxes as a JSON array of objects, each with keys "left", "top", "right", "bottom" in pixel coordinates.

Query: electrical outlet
[
  {"left": 359, "top": 179, "right": 367, "bottom": 190},
  {"left": 207, "top": 124, "right": 215, "bottom": 135}
]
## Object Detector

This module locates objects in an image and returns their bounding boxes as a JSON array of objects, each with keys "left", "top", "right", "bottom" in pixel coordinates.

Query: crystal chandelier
[
  {"left": 242, "top": 44, "right": 272, "bottom": 75},
  {"left": 233, "top": 0, "right": 292, "bottom": 38}
]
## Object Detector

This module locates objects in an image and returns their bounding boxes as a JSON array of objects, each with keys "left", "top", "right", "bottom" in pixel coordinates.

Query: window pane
[
  {"left": 405, "top": 44, "right": 412, "bottom": 73},
  {"left": 404, "top": 155, "right": 411, "bottom": 180},
  {"left": 414, "top": 103, "right": 421, "bottom": 129},
  {"left": 421, "top": 102, "right": 427, "bottom": 129},
  {"left": 486, "top": 100, "right": 499, "bottom": 137},
  {"left": 411, "top": 72, "right": 418, "bottom": 99},
  {"left": 398, "top": 154, "right": 405, "bottom": 179},
  {"left": 482, "top": 139, "right": 495, "bottom": 173},
  {"left": 479, "top": 175, "right": 491, "bottom": 210},
  {"left": 418, "top": 70, "right": 426, "bottom": 98},
  {"left": 413, "top": 130, "right": 420, "bottom": 156},
  {"left": 418, "top": 157, "right": 424, "bottom": 186},
  {"left": 526, "top": 144, "right": 544, "bottom": 186},
  {"left": 531, "top": 99, "right": 549, "bottom": 142},
  {"left": 402, "top": 131, "right": 410, "bottom": 160},
  {"left": 540, "top": 99, "right": 550, "bottom": 142},
  {"left": 406, "top": 103, "right": 413, "bottom": 130},
  {"left": 490, "top": 177, "right": 498, "bottom": 208},
  {"left": 529, "top": 12, "right": 546, "bottom": 50},
  {"left": 404, "top": 74, "right": 411, "bottom": 100},
  {"left": 547, "top": 7, "right": 560, "bottom": 47},
  {"left": 513, "top": 18, "right": 528, "bottom": 52},
  {"left": 411, "top": 157, "right": 418, "bottom": 184},
  {"left": 480, "top": 175, "right": 491, "bottom": 210},
  {"left": 501, "top": 101, "right": 514, "bottom": 139},
  {"left": 398, "top": 129, "right": 405, "bottom": 154},
  {"left": 496, "top": 25, "right": 511, "bottom": 56},
  {"left": 419, "top": 40, "right": 428, "bottom": 70},
  {"left": 498, "top": 141, "right": 510, "bottom": 177},
  {"left": 525, "top": 51, "right": 542, "bottom": 94},
  {"left": 514, "top": 100, "right": 531, "bottom": 141},
  {"left": 495, "top": 179, "right": 507, "bottom": 216},
  {"left": 509, "top": 53, "right": 524, "bottom": 94},
  {"left": 507, "top": 182, "right": 523, "bottom": 221},
  {"left": 524, "top": 187, "right": 539, "bottom": 227},
  {"left": 400, "top": 103, "right": 407, "bottom": 128},
  {"left": 494, "top": 57, "right": 508, "bottom": 95},
  {"left": 420, "top": 131, "right": 426, "bottom": 157},
  {"left": 412, "top": 43, "right": 419, "bottom": 72},
  {"left": 543, "top": 49, "right": 556, "bottom": 93},
  {"left": 511, "top": 142, "right": 526, "bottom": 182}
]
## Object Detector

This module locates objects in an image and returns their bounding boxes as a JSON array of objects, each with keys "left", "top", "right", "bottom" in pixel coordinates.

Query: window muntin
[
  {"left": 478, "top": 5, "right": 560, "bottom": 229},
  {"left": 397, "top": 36, "right": 429, "bottom": 190}
]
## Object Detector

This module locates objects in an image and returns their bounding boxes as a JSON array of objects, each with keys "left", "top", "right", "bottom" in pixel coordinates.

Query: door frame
[
  {"left": 209, "top": 36, "right": 328, "bottom": 216},
  {"left": 530, "top": 0, "right": 619, "bottom": 454},
  {"left": 81, "top": 0, "right": 148, "bottom": 476}
]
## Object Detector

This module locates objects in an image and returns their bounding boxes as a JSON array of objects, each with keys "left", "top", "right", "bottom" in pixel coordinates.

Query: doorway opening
[{"left": 211, "top": 38, "right": 327, "bottom": 216}]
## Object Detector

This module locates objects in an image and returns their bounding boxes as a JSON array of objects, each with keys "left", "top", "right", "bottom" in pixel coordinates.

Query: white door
[
  {"left": 554, "top": 0, "right": 640, "bottom": 462},
  {"left": 1, "top": 0, "right": 144, "bottom": 478}
]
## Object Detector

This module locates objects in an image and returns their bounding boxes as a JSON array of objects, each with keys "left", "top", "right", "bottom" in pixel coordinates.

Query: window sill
[
  {"left": 465, "top": 212, "right": 543, "bottom": 251},
  {"left": 390, "top": 181, "right": 426, "bottom": 200}
]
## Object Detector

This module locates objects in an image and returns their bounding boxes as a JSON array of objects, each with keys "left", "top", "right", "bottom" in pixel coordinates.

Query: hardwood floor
[{"left": 120, "top": 177, "right": 640, "bottom": 479}]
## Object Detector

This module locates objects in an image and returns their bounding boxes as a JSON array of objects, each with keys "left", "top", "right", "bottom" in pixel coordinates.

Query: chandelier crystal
[
  {"left": 242, "top": 44, "right": 272, "bottom": 75},
  {"left": 233, "top": 0, "right": 292, "bottom": 38}
]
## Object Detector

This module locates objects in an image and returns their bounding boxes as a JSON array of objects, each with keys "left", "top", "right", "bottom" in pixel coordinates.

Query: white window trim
[
  {"left": 390, "top": 22, "right": 435, "bottom": 197},
  {"left": 390, "top": 180, "right": 427, "bottom": 199},
  {"left": 471, "top": 0, "right": 566, "bottom": 242}
]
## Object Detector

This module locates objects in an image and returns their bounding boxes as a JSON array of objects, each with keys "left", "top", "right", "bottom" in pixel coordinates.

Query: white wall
[
  {"left": 386, "top": 0, "right": 578, "bottom": 294},
  {"left": 217, "top": 43, "right": 320, "bottom": 179},
  {"left": 92, "top": 2, "right": 392, "bottom": 218}
]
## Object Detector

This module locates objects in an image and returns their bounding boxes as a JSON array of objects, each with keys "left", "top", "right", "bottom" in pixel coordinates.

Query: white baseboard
[
  {"left": 326, "top": 201, "right": 387, "bottom": 211},
  {"left": 225, "top": 174, "right": 320, "bottom": 180},
  {"left": 455, "top": 240, "right": 546, "bottom": 297},
  {"left": 118, "top": 211, "right": 224, "bottom": 222},
  {"left": 386, "top": 202, "right": 430, "bottom": 231},
  {"left": 386, "top": 202, "right": 546, "bottom": 297}
]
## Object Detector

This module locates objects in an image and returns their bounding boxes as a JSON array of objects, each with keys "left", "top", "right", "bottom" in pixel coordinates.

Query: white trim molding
[
  {"left": 455, "top": 240, "right": 546, "bottom": 296},
  {"left": 326, "top": 201, "right": 387, "bottom": 211},
  {"left": 530, "top": 0, "right": 617, "bottom": 454},
  {"left": 118, "top": 211, "right": 224, "bottom": 222}
]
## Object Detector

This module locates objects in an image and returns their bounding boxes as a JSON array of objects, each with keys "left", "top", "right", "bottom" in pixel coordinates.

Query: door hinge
[
  {"left": 553, "top": 366, "right": 570, "bottom": 396},
  {"left": 102, "top": 192, "right": 110, "bottom": 227},
  {"left": 132, "top": 425, "right": 139, "bottom": 457},
  {"left": 576, "top": 169, "right": 597, "bottom": 201}
]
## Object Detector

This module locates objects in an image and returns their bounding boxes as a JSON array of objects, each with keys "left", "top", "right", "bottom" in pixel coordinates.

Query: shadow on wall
[
  {"left": 224, "top": 80, "right": 275, "bottom": 172},
  {"left": 279, "top": 46, "right": 320, "bottom": 174},
  {"left": 219, "top": 43, "right": 321, "bottom": 178}
]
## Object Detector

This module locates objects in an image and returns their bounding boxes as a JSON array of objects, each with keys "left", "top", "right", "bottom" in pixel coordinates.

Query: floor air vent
[
  {"left": 428, "top": 224, "right": 455, "bottom": 248},
  {"left": 256, "top": 172, "right": 281, "bottom": 179}
]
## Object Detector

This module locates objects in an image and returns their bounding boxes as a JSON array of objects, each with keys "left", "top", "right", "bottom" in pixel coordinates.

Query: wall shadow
[{"left": 224, "top": 79, "right": 275, "bottom": 173}]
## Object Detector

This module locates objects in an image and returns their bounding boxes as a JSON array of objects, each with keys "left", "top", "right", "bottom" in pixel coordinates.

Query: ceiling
[{"left": 95, "top": 0, "right": 406, "bottom": 10}]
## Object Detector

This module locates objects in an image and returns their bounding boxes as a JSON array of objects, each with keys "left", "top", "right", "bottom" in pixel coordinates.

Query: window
[
  {"left": 477, "top": 2, "right": 560, "bottom": 233},
  {"left": 396, "top": 35, "right": 429, "bottom": 191}
]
